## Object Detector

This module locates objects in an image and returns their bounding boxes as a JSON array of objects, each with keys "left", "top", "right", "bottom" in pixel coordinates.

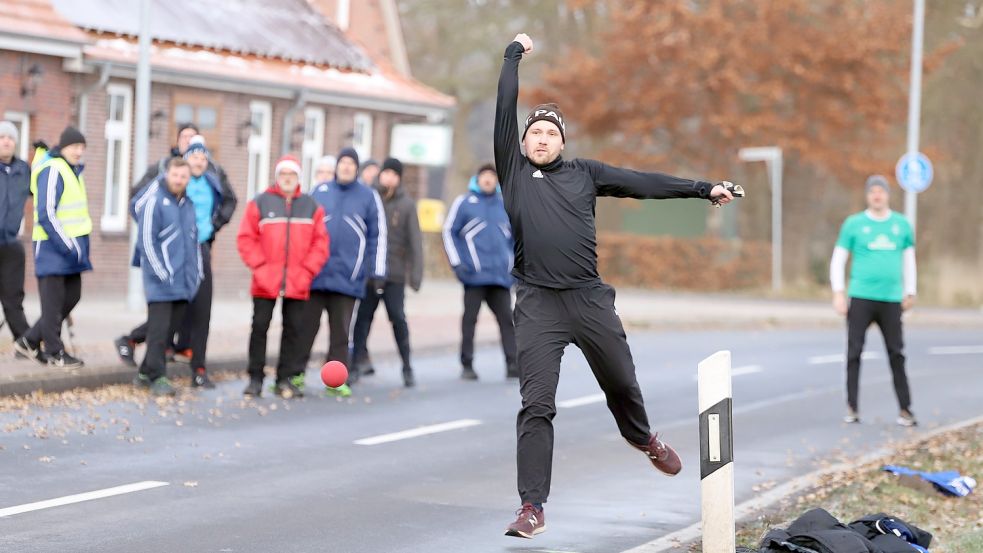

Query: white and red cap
[{"left": 274, "top": 155, "right": 302, "bottom": 176}]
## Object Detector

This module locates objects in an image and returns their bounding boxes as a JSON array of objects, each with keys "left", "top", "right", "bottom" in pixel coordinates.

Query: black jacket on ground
[
  {"left": 130, "top": 149, "right": 236, "bottom": 233},
  {"left": 494, "top": 40, "right": 715, "bottom": 290},
  {"left": 759, "top": 508, "right": 931, "bottom": 553},
  {"left": 377, "top": 184, "right": 423, "bottom": 290}
]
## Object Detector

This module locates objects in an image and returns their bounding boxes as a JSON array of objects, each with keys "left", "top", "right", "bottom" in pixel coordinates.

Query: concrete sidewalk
[{"left": 2, "top": 278, "right": 981, "bottom": 395}]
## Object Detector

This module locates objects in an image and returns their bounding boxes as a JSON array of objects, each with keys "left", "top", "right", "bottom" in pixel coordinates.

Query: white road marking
[
  {"left": 928, "top": 345, "right": 983, "bottom": 355},
  {"left": 556, "top": 393, "right": 606, "bottom": 409},
  {"left": 354, "top": 419, "right": 482, "bottom": 446},
  {"left": 691, "top": 365, "right": 763, "bottom": 381},
  {"left": 808, "top": 352, "right": 880, "bottom": 365},
  {"left": 0, "top": 481, "right": 169, "bottom": 518}
]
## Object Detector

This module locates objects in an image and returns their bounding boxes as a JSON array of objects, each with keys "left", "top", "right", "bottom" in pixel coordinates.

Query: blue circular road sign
[{"left": 895, "top": 152, "right": 933, "bottom": 193}]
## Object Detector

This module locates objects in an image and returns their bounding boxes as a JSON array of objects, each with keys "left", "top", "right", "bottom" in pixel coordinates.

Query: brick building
[{"left": 0, "top": 0, "right": 454, "bottom": 297}]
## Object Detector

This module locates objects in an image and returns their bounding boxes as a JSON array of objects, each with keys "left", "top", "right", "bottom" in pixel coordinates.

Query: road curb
[{"left": 0, "top": 338, "right": 497, "bottom": 397}]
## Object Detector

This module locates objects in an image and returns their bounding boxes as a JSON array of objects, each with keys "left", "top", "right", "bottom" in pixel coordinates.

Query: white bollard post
[{"left": 699, "top": 350, "right": 735, "bottom": 553}]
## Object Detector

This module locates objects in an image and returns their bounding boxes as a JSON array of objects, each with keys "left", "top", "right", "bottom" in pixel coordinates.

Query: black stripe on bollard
[{"left": 699, "top": 397, "right": 733, "bottom": 479}]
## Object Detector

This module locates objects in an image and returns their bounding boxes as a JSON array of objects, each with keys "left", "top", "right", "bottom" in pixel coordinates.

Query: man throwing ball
[{"left": 498, "top": 33, "right": 736, "bottom": 539}]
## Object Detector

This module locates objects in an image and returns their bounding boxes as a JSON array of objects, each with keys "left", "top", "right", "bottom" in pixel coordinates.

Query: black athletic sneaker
[
  {"left": 402, "top": 367, "right": 416, "bottom": 388},
  {"left": 346, "top": 365, "right": 361, "bottom": 386},
  {"left": 114, "top": 336, "right": 137, "bottom": 367},
  {"left": 14, "top": 337, "right": 43, "bottom": 364},
  {"left": 47, "top": 351, "right": 84, "bottom": 369},
  {"left": 275, "top": 379, "right": 304, "bottom": 399},
  {"left": 505, "top": 504, "right": 546, "bottom": 539},
  {"left": 191, "top": 368, "right": 216, "bottom": 389},
  {"left": 461, "top": 365, "right": 479, "bottom": 381},
  {"left": 243, "top": 379, "right": 263, "bottom": 398}
]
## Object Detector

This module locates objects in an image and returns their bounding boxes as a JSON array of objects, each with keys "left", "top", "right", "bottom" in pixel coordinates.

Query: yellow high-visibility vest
[{"left": 29, "top": 156, "right": 92, "bottom": 241}]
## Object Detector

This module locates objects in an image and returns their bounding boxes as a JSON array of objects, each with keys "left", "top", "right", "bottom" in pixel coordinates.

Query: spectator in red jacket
[{"left": 237, "top": 155, "right": 329, "bottom": 399}]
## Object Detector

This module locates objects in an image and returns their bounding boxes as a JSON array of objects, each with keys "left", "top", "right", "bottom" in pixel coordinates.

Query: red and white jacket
[{"left": 237, "top": 185, "right": 329, "bottom": 300}]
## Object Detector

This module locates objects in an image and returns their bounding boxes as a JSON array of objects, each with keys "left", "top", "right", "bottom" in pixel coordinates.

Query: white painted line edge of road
[
  {"left": 808, "top": 351, "right": 880, "bottom": 365},
  {"left": 0, "top": 481, "right": 170, "bottom": 519},
  {"left": 556, "top": 393, "right": 607, "bottom": 409},
  {"left": 928, "top": 345, "right": 983, "bottom": 355},
  {"left": 353, "top": 419, "right": 482, "bottom": 446},
  {"left": 620, "top": 412, "right": 983, "bottom": 553}
]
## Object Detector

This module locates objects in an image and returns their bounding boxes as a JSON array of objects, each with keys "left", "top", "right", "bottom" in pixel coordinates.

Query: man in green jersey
[{"left": 830, "top": 175, "right": 917, "bottom": 427}]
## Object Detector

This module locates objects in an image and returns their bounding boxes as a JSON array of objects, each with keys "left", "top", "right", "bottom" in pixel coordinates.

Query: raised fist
[{"left": 513, "top": 33, "right": 533, "bottom": 54}]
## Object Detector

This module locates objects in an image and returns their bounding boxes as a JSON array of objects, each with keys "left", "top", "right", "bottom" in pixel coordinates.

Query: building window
[
  {"left": 101, "top": 84, "right": 133, "bottom": 232},
  {"left": 172, "top": 92, "right": 222, "bottom": 159},
  {"left": 246, "top": 100, "right": 272, "bottom": 199},
  {"left": 301, "top": 107, "right": 325, "bottom": 191},
  {"left": 352, "top": 112, "right": 373, "bottom": 162},
  {"left": 3, "top": 111, "right": 30, "bottom": 161}
]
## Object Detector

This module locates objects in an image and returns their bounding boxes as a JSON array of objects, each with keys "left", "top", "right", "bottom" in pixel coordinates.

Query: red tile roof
[{"left": 0, "top": 0, "right": 90, "bottom": 43}]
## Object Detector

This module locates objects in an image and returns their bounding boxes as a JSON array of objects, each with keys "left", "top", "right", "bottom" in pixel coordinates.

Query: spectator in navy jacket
[
  {"left": 298, "top": 147, "right": 386, "bottom": 393},
  {"left": 0, "top": 121, "right": 31, "bottom": 343},
  {"left": 133, "top": 157, "right": 202, "bottom": 397},
  {"left": 443, "top": 163, "right": 518, "bottom": 380}
]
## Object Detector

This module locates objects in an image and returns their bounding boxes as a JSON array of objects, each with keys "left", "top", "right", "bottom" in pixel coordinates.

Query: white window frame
[
  {"left": 100, "top": 84, "right": 133, "bottom": 232},
  {"left": 3, "top": 111, "right": 31, "bottom": 162},
  {"left": 246, "top": 100, "right": 272, "bottom": 199},
  {"left": 352, "top": 112, "right": 373, "bottom": 163},
  {"left": 301, "top": 107, "right": 325, "bottom": 192}
]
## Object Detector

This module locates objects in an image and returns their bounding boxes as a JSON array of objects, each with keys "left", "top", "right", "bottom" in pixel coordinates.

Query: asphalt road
[{"left": 1, "top": 327, "right": 981, "bottom": 553}]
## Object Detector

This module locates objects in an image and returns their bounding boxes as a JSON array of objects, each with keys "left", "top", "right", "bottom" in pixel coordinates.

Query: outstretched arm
[
  {"left": 582, "top": 159, "right": 732, "bottom": 201},
  {"left": 494, "top": 34, "right": 533, "bottom": 196}
]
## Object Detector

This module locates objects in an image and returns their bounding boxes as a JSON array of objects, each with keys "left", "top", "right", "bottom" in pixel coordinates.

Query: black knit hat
[
  {"left": 381, "top": 157, "right": 403, "bottom": 178},
  {"left": 338, "top": 147, "right": 359, "bottom": 169},
  {"left": 523, "top": 103, "right": 566, "bottom": 143},
  {"left": 57, "top": 126, "right": 86, "bottom": 149}
]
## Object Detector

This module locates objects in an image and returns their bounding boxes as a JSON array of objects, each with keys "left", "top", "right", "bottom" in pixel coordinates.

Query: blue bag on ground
[{"left": 882, "top": 465, "right": 976, "bottom": 497}]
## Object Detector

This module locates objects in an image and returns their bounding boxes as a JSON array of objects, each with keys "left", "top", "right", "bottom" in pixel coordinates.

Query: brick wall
[{"left": 2, "top": 48, "right": 431, "bottom": 298}]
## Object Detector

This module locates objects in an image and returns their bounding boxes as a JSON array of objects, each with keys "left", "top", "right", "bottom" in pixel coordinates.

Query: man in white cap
[{"left": 0, "top": 120, "right": 31, "bottom": 344}]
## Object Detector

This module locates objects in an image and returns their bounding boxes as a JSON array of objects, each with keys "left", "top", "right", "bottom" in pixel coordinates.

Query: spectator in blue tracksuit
[
  {"left": 297, "top": 147, "right": 387, "bottom": 391},
  {"left": 0, "top": 120, "right": 31, "bottom": 343},
  {"left": 116, "top": 135, "right": 236, "bottom": 377},
  {"left": 133, "top": 157, "right": 202, "bottom": 397},
  {"left": 443, "top": 163, "right": 518, "bottom": 380}
]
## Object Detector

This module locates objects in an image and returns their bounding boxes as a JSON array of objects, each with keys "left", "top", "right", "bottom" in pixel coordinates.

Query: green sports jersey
[{"left": 836, "top": 211, "right": 914, "bottom": 302}]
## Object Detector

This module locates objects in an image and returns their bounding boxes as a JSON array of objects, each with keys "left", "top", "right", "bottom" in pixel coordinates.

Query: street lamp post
[
  {"left": 128, "top": 0, "right": 152, "bottom": 311},
  {"left": 904, "top": 0, "right": 925, "bottom": 232},
  {"left": 738, "top": 147, "right": 783, "bottom": 292}
]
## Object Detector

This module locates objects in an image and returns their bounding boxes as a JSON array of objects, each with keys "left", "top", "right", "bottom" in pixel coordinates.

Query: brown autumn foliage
[{"left": 527, "top": 0, "right": 913, "bottom": 182}]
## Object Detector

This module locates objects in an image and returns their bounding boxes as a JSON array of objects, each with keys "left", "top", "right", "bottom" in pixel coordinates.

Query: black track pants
[
  {"left": 514, "top": 281, "right": 650, "bottom": 504},
  {"left": 846, "top": 297, "right": 911, "bottom": 412}
]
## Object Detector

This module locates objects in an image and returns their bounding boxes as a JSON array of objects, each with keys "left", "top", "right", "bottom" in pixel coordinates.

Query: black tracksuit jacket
[{"left": 494, "top": 41, "right": 716, "bottom": 289}]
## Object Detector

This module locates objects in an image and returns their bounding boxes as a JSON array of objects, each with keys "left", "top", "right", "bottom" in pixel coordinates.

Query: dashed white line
[
  {"left": 808, "top": 352, "right": 880, "bottom": 365},
  {"left": 556, "top": 393, "right": 606, "bottom": 409},
  {"left": 928, "top": 345, "right": 983, "bottom": 355},
  {"left": 353, "top": 419, "right": 482, "bottom": 446},
  {"left": 0, "top": 481, "right": 169, "bottom": 518}
]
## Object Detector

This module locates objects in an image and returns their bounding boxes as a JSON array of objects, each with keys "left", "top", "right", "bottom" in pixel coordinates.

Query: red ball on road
[{"left": 321, "top": 361, "right": 348, "bottom": 388}]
